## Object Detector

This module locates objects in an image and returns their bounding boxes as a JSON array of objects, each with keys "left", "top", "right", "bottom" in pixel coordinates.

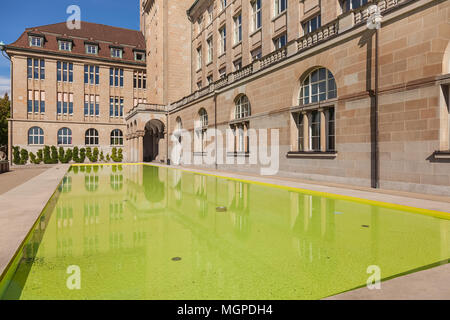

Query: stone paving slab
[
  {"left": 0, "top": 167, "right": 50, "bottom": 196},
  {"left": 324, "top": 263, "right": 450, "bottom": 300},
  {"left": 0, "top": 165, "right": 69, "bottom": 279}
]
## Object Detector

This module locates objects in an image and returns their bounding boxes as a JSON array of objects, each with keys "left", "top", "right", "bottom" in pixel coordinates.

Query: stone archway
[{"left": 143, "top": 119, "right": 165, "bottom": 162}]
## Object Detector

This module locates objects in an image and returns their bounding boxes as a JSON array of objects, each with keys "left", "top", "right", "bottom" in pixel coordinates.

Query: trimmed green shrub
[
  {"left": 43, "top": 146, "right": 52, "bottom": 164},
  {"left": 20, "top": 148, "right": 29, "bottom": 165},
  {"left": 106, "top": 154, "right": 110, "bottom": 162},
  {"left": 50, "top": 146, "right": 58, "bottom": 164},
  {"left": 36, "top": 149, "right": 43, "bottom": 164},
  {"left": 117, "top": 148, "right": 123, "bottom": 162},
  {"left": 12, "top": 146, "right": 21, "bottom": 165},
  {"left": 79, "top": 148, "right": 86, "bottom": 163},
  {"left": 111, "top": 147, "right": 123, "bottom": 162},
  {"left": 58, "top": 147, "right": 65, "bottom": 163},
  {"left": 91, "top": 147, "right": 99, "bottom": 163},
  {"left": 100, "top": 151, "right": 104, "bottom": 162},
  {"left": 73, "top": 147, "right": 80, "bottom": 163}
]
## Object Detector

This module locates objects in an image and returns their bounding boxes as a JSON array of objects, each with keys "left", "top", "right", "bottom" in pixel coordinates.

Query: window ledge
[
  {"left": 193, "top": 152, "right": 207, "bottom": 156},
  {"left": 287, "top": 151, "right": 337, "bottom": 159},
  {"left": 432, "top": 151, "right": 450, "bottom": 161}
]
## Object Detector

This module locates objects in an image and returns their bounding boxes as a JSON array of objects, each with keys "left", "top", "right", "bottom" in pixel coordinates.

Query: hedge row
[{"left": 13, "top": 146, "right": 123, "bottom": 165}]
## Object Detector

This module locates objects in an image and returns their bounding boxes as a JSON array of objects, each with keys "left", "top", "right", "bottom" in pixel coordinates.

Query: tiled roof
[{"left": 8, "top": 21, "right": 146, "bottom": 64}]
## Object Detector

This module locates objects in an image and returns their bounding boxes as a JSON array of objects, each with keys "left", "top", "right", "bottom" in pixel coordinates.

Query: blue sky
[{"left": 0, "top": 0, "right": 140, "bottom": 96}]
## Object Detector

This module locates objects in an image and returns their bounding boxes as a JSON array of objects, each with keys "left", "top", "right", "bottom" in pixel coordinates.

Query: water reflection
[{"left": 2, "top": 165, "right": 449, "bottom": 300}]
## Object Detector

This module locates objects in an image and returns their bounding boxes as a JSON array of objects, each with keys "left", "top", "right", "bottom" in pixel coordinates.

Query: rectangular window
[
  {"left": 28, "top": 58, "right": 45, "bottom": 79},
  {"left": 273, "top": 34, "right": 287, "bottom": 49},
  {"left": 197, "top": 47, "right": 202, "bottom": 70},
  {"left": 57, "top": 62, "right": 73, "bottom": 83},
  {"left": 34, "top": 91, "right": 39, "bottom": 113},
  {"left": 29, "top": 36, "right": 43, "bottom": 47},
  {"left": 110, "top": 68, "right": 124, "bottom": 87},
  {"left": 96, "top": 96, "right": 100, "bottom": 116},
  {"left": 111, "top": 47, "right": 123, "bottom": 58},
  {"left": 63, "top": 93, "right": 68, "bottom": 115},
  {"left": 234, "top": 13, "right": 242, "bottom": 44},
  {"left": 110, "top": 97, "right": 124, "bottom": 117},
  {"left": 207, "top": 75, "right": 213, "bottom": 85},
  {"left": 303, "top": 15, "right": 321, "bottom": 34},
  {"left": 310, "top": 111, "right": 321, "bottom": 151},
  {"left": 207, "top": 38, "right": 213, "bottom": 63},
  {"left": 274, "top": 0, "right": 287, "bottom": 16},
  {"left": 251, "top": 47, "right": 262, "bottom": 61},
  {"left": 69, "top": 93, "right": 74, "bottom": 115},
  {"left": 40, "top": 91, "right": 45, "bottom": 113},
  {"left": 208, "top": 5, "right": 214, "bottom": 24},
  {"left": 33, "top": 59, "right": 39, "bottom": 79},
  {"left": 197, "top": 81, "right": 202, "bottom": 90},
  {"left": 40, "top": 59, "right": 45, "bottom": 80},
  {"left": 221, "top": 0, "right": 227, "bottom": 11},
  {"left": 219, "top": 27, "right": 227, "bottom": 55},
  {"left": 86, "top": 44, "right": 98, "bottom": 55},
  {"left": 234, "top": 59, "right": 242, "bottom": 71},
  {"left": 85, "top": 65, "right": 99, "bottom": 85},
  {"left": 84, "top": 95, "right": 89, "bottom": 116},
  {"left": 110, "top": 97, "right": 114, "bottom": 117},
  {"left": 134, "top": 52, "right": 145, "bottom": 62},
  {"left": 57, "top": 93, "right": 62, "bottom": 114},
  {"left": 27, "top": 90, "right": 33, "bottom": 113},
  {"left": 58, "top": 40, "right": 72, "bottom": 51},
  {"left": 342, "top": 0, "right": 369, "bottom": 13},
  {"left": 252, "top": 0, "right": 262, "bottom": 32},
  {"left": 219, "top": 67, "right": 227, "bottom": 79}
]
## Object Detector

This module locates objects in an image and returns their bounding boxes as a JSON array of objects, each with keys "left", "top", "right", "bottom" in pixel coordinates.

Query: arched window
[
  {"left": 199, "top": 108, "right": 208, "bottom": 127},
  {"left": 28, "top": 127, "right": 44, "bottom": 145},
  {"left": 299, "top": 68, "right": 337, "bottom": 105},
  {"left": 85, "top": 128, "right": 99, "bottom": 146},
  {"left": 235, "top": 95, "right": 251, "bottom": 119},
  {"left": 111, "top": 129, "right": 123, "bottom": 146},
  {"left": 58, "top": 128, "right": 72, "bottom": 145}
]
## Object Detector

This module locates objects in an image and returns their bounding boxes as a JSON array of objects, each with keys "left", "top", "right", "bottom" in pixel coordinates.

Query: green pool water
[{"left": 1, "top": 164, "right": 449, "bottom": 300}]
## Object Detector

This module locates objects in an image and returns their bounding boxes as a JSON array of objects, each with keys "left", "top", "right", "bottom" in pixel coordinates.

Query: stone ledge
[
  {"left": 287, "top": 151, "right": 338, "bottom": 159},
  {"left": 0, "top": 164, "right": 70, "bottom": 289}
]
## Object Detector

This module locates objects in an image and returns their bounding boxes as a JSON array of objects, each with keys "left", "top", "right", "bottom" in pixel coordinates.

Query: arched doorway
[{"left": 143, "top": 119, "right": 165, "bottom": 162}]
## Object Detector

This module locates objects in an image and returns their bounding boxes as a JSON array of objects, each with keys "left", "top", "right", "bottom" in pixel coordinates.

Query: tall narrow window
[
  {"left": 252, "top": 0, "right": 262, "bottom": 32},
  {"left": 235, "top": 95, "right": 250, "bottom": 119},
  {"left": 310, "top": 111, "right": 321, "bottom": 151},
  {"left": 197, "top": 47, "right": 202, "bottom": 70},
  {"left": 327, "top": 108, "right": 335, "bottom": 151},
  {"left": 274, "top": 0, "right": 287, "bottom": 16},
  {"left": 207, "top": 38, "right": 213, "bottom": 63},
  {"left": 27, "top": 58, "right": 32, "bottom": 79},
  {"left": 27, "top": 90, "right": 33, "bottom": 113},
  {"left": 219, "top": 27, "right": 227, "bottom": 55},
  {"left": 40, "top": 60, "right": 45, "bottom": 80},
  {"left": 273, "top": 34, "right": 287, "bottom": 49},
  {"left": 58, "top": 62, "right": 73, "bottom": 83},
  {"left": 234, "top": 13, "right": 242, "bottom": 44}
]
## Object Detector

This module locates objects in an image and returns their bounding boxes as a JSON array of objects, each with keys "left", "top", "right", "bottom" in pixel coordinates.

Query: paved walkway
[{"left": 0, "top": 166, "right": 51, "bottom": 196}]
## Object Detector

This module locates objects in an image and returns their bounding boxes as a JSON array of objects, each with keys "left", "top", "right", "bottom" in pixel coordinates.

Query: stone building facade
[
  {"left": 129, "top": 0, "right": 450, "bottom": 196},
  {"left": 5, "top": 22, "right": 148, "bottom": 159}
]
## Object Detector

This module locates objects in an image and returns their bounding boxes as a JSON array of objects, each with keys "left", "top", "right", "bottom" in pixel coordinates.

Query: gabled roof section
[{"left": 8, "top": 21, "right": 146, "bottom": 64}]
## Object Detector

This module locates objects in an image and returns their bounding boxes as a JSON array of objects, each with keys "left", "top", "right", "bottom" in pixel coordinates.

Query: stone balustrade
[
  {"left": 147, "top": 0, "right": 409, "bottom": 114},
  {"left": 297, "top": 21, "right": 339, "bottom": 52}
]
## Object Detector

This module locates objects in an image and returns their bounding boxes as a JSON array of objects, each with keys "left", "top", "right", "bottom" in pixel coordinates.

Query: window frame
[
  {"left": 58, "top": 127, "right": 73, "bottom": 146},
  {"left": 111, "top": 129, "right": 124, "bottom": 146},
  {"left": 28, "top": 127, "right": 44, "bottom": 145},
  {"left": 234, "top": 13, "right": 242, "bottom": 45},
  {"left": 85, "top": 128, "right": 99, "bottom": 146},
  {"left": 274, "top": 0, "right": 287, "bottom": 17},
  {"left": 251, "top": 0, "right": 262, "bottom": 32}
]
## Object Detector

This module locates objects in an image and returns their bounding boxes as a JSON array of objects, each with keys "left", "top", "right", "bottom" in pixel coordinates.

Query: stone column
[
  {"left": 320, "top": 109, "right": 327, "bottom": 152},
  {"left": 137, "top": 130, "right": 145, "bottom": 163}
]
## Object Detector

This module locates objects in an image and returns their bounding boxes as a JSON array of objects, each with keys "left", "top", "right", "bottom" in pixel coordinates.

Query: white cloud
[{"left": 0, "top": 75, "right": 10, "bottom": 97}]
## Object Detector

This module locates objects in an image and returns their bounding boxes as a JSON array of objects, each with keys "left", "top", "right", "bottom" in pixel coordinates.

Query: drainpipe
[
  {"left": 374, "top": 29, "right": 380, "bottom": 188},
  {"left": 214, "top": 92, "right": 218, "bottom": 170}
]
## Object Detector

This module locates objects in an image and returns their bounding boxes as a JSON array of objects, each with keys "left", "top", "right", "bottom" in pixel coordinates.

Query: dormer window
[
  {"left": 29, "top": 36, "right": 43, "bottom": 47},
  {"left": 111, "top": 47, "right": 123, "bottom": 58},
  {"left": 134, "top": 51, "right": 145, "bottom": 62},
  {"left": 58, "top": 40, "right": 72, "bottom": 51},
  {"left": 86, "top": 44, "right": 98, "bottom": 55}
]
